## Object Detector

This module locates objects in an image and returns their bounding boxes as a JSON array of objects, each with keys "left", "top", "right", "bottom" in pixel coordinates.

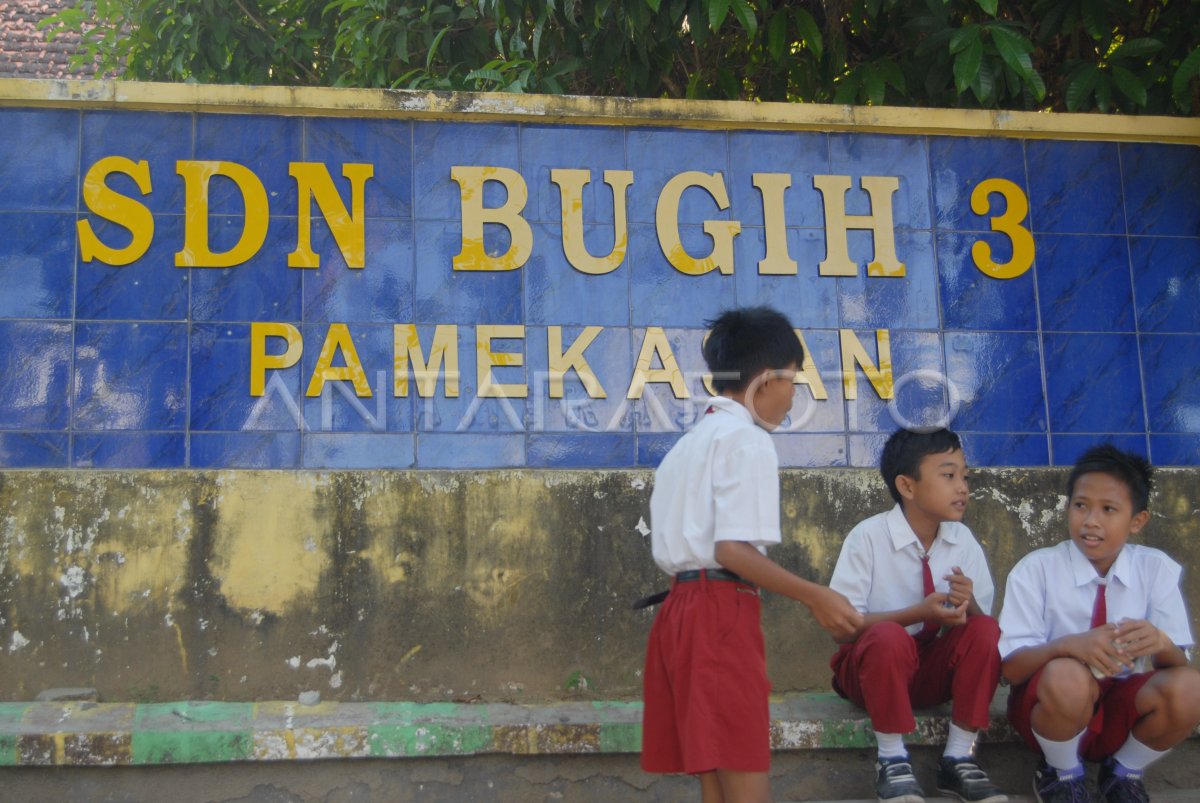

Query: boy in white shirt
[
  {"left": 998, "top": 444, "right": 1200, "bottom": 803},
  {"left": 829, "top": 428, "right": 1006, "bottom": 803},
  {"left": 641, "top": 306, "right": 862, "bottom": 803}
]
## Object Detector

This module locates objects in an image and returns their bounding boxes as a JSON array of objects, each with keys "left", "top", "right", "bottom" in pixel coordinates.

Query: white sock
[
  {"left": 875, "top": 731, "right": 907, "bottom": 760},
  {"left": 944, "top": 722, "right": 978, "bottom": 760},
  {"left": 1112, "top": 734, "right": 1169, "bottom": 772},
  {"left": 1034, "top": 729, "right": 1085, "bottom": 776}
]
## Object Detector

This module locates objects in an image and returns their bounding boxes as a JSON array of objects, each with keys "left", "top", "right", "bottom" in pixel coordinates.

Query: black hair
[
  {"left": 703, "top": 306, "right": 804, "bottom": 393},
  {"left": 1066, "top": 443, "right": 1154, "bottom": 513},
  {"left": 879, "top": 428, "right": 963, "bottom": 504}
]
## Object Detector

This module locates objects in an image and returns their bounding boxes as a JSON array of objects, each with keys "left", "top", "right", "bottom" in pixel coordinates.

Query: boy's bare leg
[
  {"left": 717, "top": 769, "right": 772, "bottom": 803},
  {"left": 1131, "top": 667, "right": 1200, "bottom": 749},
  {"left": 700, "top": 771, "right": 725, "bottom": 803},
  {"left": 1031, "top": 658, "right": 1097, "bottom": 738}
]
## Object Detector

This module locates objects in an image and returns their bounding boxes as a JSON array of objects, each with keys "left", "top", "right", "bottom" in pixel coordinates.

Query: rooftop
[{"left": 0, "top": 0, "right": 99, "bottom": 79}]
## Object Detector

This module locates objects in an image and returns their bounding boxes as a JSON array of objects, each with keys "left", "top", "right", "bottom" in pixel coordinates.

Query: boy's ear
[
  {"left": 894, "top": 474, "right": 917, "bottom": 501},
  {"left": 1130, "top": 509, "right": 1150, "bottom": 534}
]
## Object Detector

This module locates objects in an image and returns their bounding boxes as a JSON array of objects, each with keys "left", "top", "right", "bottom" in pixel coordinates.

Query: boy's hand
[
  {"left": 808, "top": 586, "right": 864, "bottom": 641},
  {"left": 944, "top": 566, "right": 974, "bottom": 608},
  {"left": 1113, "top": 618, "right": 1170, "bottom": 659},
  {"left": 921, "top": 592, "right": 968, "bottom": 628},
  {"left": 1073, "top": 623, "right": 1132, "bottom": 677}
]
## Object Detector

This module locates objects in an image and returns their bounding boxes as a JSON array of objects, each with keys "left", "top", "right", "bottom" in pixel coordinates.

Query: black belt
[
  {"left": 675, "top": 568, "right": 749, "bottom": 584},
  {"left": 631, "top": 569, "right": 754, "bottom": 609}
]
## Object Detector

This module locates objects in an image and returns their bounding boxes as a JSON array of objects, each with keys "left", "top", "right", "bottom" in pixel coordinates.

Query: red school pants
[
  {"left": 830, "top": 616, "right": 1001, "bottom": 733},
  {"left": 641, "top": 576, "right": 771, "bottom": 774}
]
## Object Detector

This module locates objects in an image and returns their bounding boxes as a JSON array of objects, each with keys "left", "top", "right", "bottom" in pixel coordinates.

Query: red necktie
[
  {"left": 916, "top": 554, "right": 938, "bottom": 644},
  {"left": 1091, "top": 582, "right": 1107, "bottom": 629}
]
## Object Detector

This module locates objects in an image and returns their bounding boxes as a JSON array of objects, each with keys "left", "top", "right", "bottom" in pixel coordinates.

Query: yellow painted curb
[{"left": 1, "top": 78, "right": 1198, "bottom": 143}]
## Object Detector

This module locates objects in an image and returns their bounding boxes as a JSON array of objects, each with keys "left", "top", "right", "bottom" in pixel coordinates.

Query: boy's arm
[
  {"left": 853, "top": 596, "right": 969, "bottom": 638},
  {"left": 1113, "top": 618, "right": 1190, "bottom": 669},
  {"left": 1001, "top": 625, "right": 1131, "bottom": 685},
  {"left": 998, "top": 559, "right": 1149, "bottom": 685},
  {"left": 714, "top": 540, "right": 863, "bottom": 641},
  {"left": 945, "top": 567, "right": 984, "bottom": 617},
  {"left": 950, "top": 537, "right": 998, "bottom": 619}
]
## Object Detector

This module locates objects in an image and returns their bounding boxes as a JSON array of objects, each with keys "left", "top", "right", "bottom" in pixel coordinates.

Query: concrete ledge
[{"left": 0, "top": 693, "right": 1025, "bottom": 767}]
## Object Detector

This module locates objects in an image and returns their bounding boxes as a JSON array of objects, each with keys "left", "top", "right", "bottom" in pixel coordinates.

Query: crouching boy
[
  {"left": 829, "top": 427, "right": 1006, "bottom": 803},
  {"left": 998, "top": 444, "right": 1200, "bottom": 803}
]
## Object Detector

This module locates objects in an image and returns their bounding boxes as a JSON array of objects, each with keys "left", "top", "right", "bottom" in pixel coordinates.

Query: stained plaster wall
[{"left": 0, "top": 467, "right": 1196, "bottom": 704}]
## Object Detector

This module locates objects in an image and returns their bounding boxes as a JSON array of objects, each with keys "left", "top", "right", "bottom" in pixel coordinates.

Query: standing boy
[
  {"left": 641, "top": 306, "right": 862, "bottom": 803},
  {"left": 829, "top": 428, "right": 1006, "bottom": 803},
  {"left": 998, "top": 444, "right": 1200, "bottom": 803}
]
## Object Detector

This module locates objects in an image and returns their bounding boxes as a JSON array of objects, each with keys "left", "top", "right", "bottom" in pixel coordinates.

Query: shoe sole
[
  {"left": 936, "top": 787, "right": 1008, "bottom": 803},
  {"left": 877, "top": 795, "right": 924, "bottom": 803}
]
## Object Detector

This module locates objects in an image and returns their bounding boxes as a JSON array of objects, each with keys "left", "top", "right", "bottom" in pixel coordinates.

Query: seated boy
[
  {"left": 998, "top": 444, "right": 1200, "bottom": 803},
  {"left": 641, "top": 306, "right": 862, "bottom": 803},
  {"left": 829, "top": 427, "right": 1006, "bottom": 803}
]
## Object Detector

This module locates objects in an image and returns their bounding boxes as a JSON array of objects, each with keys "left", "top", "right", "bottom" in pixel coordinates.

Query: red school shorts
[
  {"left": 641, "top": 576, "right": 771, "bottom": 774},
  {"left": 1007, "top": 666, "right": 1154, "bottom": 762}
]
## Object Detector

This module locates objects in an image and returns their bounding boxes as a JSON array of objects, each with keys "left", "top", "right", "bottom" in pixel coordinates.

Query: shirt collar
[
  {"left": 885, "top": 504, "right": 960, "bottom": 553},
  {"left": 704, "top": 396, "right": 753, "bottom": 424},
  {"left": 1068, "top": 539, "right": 1132, "bottom": 587}
]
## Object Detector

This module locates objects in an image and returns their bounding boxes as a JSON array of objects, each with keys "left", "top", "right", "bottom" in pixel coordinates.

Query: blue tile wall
[
  {"left": 72, "top": 432, "right": 186, "bottom": 469},
  {"left": 0, "top": 213, "right": 76, "bottom": 319},
  {"left": 76, "top": 215, "right": 190, "bottom": 321},
  {"left": 1036, "top": 234, "right": 1134, "bottom": 333},
  {"left": 73, "top": 322, "right": 188, "bottom": 431},
  {"left": 1, "top": 106, "right": 1198, "bottom": 467}
]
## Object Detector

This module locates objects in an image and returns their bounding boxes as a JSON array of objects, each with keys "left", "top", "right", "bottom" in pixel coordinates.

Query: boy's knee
[
  {"left": 962, "top": 614, "right": 1000, "bottom": 645},
  {"left": 1038, "top": 658, "right": 1096, "bottom": 708},
  {"left": 857, "top": 622, "right": 918, "bottom": 662},
  {"left": 1150, "top": 667, "right": 1200, "bottom": 723}
]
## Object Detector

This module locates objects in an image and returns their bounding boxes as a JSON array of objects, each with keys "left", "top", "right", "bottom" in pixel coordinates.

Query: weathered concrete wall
[{"left": 0, "top": 469, "right": 1197, "bottom": 703}]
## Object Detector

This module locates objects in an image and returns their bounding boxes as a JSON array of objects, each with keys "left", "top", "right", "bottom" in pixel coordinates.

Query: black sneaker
[
  {"left": 1033, "top": 760, "right": 1092, "bottom": 803},
  {"left": 936, "top": 756, "right": 1008, "bottom": 803},
  {"left": 1098, "top": 757, "right": 1149, "bottom": 803},
  {"left": 876, "top": 756, "right": 925, "bottom": 803}
]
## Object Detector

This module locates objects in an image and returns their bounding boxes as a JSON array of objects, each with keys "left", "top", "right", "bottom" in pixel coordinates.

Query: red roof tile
[{"left": 0, "top": 0, "right": 102, "bottom": 79}]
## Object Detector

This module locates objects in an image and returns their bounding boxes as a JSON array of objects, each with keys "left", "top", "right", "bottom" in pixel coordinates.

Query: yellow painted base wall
[{"left": 1, "top": 468, "right": 1197, "bottom": 703}]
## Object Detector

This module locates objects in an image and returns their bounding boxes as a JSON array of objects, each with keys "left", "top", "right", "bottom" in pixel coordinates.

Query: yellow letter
[
  {"left": 548, "top": 326, "right": 607, "bottom": 399},
  {"left": 840, "top": 329, "right": 893, "bottom": 401},
  {"left": 306, "top": 323, "right": 372, "bottom": 398},
  {"left": 77, "top": 156, "right": 154, "bottom": 266},
  {"left": 551, "top": 168, "right": 633, "bottom": 275},
  {"left": 970, "top": 178, "right": 1035, "bottom": 280},
  {"left": 813, "top": 175, "right": 905, "bottom": 277},
  {"left": 628, "top": 327, "right": 690, "bottom": 399},
  {"left": 655, "top": 172, "right": 741, "bottom": 276},
  {"left": 288, "top": 163, "right": 375, "bottom": 270},
  {"left": 793, "top": 329, "right": 828, "bottom": 400},
  {"left": 250, "top": 322, "right": 303, "bottom": 396},
  {"left": 753, "top": 173, "right": 797, "bottom": 275},
  {"left": 451, "top": 166, "right": 533, "bottom": 271},
  {"left": 176, "top": 161, "right": 270, "bottom": 268},
  {"left": 477, "top": 325, "right": 527, "bottom": 399},
  {"left": 393, "top": 324, "right": 460, "bottom": 397}
]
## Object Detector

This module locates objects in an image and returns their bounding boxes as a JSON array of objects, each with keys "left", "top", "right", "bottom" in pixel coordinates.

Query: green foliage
[{"left": 40, "top": 0, "right": 1200, "bottom": 115}]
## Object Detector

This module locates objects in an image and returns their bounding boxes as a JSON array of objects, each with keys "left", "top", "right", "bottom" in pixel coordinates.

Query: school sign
[{"left": 1, "top": 81, "right": 1198, "bottom": 470}]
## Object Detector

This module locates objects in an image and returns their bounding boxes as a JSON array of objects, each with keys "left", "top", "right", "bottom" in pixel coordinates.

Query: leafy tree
[{"left": 43, "top": 0, "right": 1200, "bottom": 115}]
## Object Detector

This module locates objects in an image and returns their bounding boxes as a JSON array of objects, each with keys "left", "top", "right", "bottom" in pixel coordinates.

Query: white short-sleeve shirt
[
  {"left": 829, "top": 504, "right": 997, "bottom": 636},
  {"left": 650, "top": 396, "right": 782, "bottom": 575},
  {"left": 998, "top": 540, "right": 1194, "bottom": 659}
]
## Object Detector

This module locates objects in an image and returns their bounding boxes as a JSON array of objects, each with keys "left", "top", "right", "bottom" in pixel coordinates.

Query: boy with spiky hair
[{"left": 999, "top": 444, "right": 1200, "bottom": 803}]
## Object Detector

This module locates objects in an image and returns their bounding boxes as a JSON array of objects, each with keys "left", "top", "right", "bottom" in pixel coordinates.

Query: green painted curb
[{"left": 0, "top": 693, "right": 1102, "bottom": 767}]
